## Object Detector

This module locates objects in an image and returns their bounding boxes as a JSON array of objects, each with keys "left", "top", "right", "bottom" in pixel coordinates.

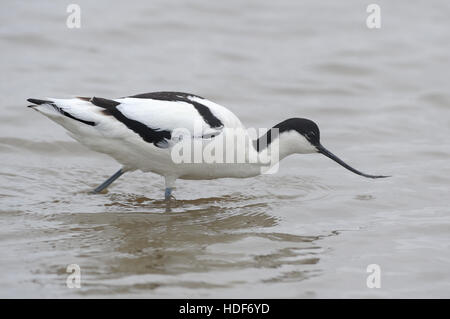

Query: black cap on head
[
  {"left": 274, "top": 118, "right": 321, "bottom": 146},
  {"left": 275, "top": 118, "right": 389, "bottom": 179}
]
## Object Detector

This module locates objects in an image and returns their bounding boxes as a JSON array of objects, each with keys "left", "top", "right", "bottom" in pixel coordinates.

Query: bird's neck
[{"left": 253, "top": 129, "right": 300, "bottom": 165}]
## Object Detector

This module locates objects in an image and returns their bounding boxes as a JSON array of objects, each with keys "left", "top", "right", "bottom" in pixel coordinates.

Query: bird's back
[{"left": 27, "top": 92, "right": 246, "bottom": 175}]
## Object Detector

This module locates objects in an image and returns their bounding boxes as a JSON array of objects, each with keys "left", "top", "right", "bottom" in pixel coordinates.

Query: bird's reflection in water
[{"left": 45, "top": 194, "right": 327, "bottom": 296}]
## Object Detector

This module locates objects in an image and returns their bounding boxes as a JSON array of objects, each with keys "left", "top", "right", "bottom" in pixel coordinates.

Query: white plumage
[{"left": 28, "top": 91, "right": 388, "bottom": 200}]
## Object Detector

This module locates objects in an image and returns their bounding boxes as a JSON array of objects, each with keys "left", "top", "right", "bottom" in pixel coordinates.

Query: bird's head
[{"left": 273, "top": 118, "right": 389, "bottom": 179}]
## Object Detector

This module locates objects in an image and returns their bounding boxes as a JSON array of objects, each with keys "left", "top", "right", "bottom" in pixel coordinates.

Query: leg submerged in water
[
  {"left": 164, "top": 176, "right": 176, "bottom": 201},
  {"left": 91, "top": 168, "right": 125, "bottom": 194},
  {"left": 164, "top": 187, "right": 173, "bottom": 200}
]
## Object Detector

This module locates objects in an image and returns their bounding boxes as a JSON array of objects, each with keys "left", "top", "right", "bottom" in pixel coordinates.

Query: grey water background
[{"left": 0, "top": 0, "right": 449, "bottom": 298}]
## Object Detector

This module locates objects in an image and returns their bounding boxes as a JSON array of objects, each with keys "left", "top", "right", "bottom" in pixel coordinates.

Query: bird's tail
[
  {"left": 27, "top": 98, "right": 96, "bottom": 126},
  {"left": 27, "top": 98, "right": 54, "bottom": 107},
  {"left": 27, "top": 98, "right": 60, "bottom": 117}
]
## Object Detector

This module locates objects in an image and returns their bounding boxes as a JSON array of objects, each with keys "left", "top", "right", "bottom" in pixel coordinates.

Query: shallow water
[{"left": 0, "top": 0, "right": 449, "bottom": 298}]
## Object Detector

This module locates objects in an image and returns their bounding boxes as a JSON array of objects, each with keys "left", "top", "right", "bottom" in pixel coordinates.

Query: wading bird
[{"left": 27, "top": 92, "right": 388, "bottom": 200}]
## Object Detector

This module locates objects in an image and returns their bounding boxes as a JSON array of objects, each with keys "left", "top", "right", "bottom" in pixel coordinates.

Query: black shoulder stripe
[
  {"left": 127, "top": 91, "right": 224, "bottom": 128},
  {"left": 92, "top": 96, "right": 171, "bottom": 148},
  {"left": 91, "top": 97, "right": 120, "bottom": 109}
]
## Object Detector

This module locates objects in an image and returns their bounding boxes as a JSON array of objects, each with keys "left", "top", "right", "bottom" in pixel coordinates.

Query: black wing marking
[
  {"left": 128, "top": 91, "right": 224, "bottom": 129},
  {"left": 27, "top": 98, "right": 53, "bottom": 105},
  {"left": 27, "top": 98, "right": 96, "bottom": 126},
  {"left": 91, "top": 97, "right": 171, "bottom": 148}
]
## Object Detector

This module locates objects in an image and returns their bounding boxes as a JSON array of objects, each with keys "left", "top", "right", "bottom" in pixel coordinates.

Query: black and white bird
[{"left": 27, "top": 92, "right": 388, "bottom": 200}]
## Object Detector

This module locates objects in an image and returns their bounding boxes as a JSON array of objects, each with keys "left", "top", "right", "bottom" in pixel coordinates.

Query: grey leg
[
  {"left": 91, "top": 168, "right": 125, "bottom": 194},
  {"left": 164, "top": 176, "right": 176, "bottom": 201},
  {"left": 164, "top": 187, "right": 173, "bottom": 201}
]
